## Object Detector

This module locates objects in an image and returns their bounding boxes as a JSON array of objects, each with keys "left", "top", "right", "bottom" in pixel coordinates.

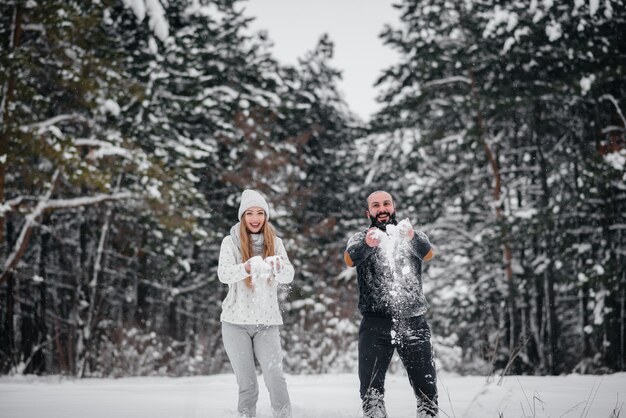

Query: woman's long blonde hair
[{"left": 240, "top": 215, "right": 275, "bottom": 288}]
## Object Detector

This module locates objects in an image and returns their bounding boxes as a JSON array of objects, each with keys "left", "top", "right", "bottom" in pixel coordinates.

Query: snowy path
[{"left": 0, "top": 372, "right": 624, "bottom": 417}]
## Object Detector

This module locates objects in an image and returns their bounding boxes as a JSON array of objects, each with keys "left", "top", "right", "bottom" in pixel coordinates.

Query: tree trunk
[
  {"left": 12, "top": 272, "right": 22, "bottom": 372},
  {"left": 0, "top": 3, "right": 23, "bottom": 248},
  {"left": 572, "top": 160, "right": 592, "bottom": 360},
  {"left": 135, "top": 229, "right": 149, "bottom": 327},
  {"left": 618, "top": 212, "right": 626, "bottom": 370},
  {"left": 4, "top": 213, "right": 23, "bottom": 373},
  {"left": 70, "top": 212, "right": 87, "bottom": 376},
  {"left": 530, "top": 268, "right": 546, "bottom": 373},
  {"left": 35, "top": 224, "right": 50, "bottom": 374},
  {"left": 579, "top": 283, "right": 591, "bottom": 357},
  {"left": 469, "top": 71, "right": 518, "bottom": 358},
  {"left": 78, "top": 204, "right": 113, "bottom": 378},
  {"left": 532, "top": 101, "right": 559, "bottom": 374},
  {"left": 168, "top": 299, "right": 179, "bottom": 340},
  {"left": 543, "top": 270, "right": 557, "bottom": 374},
  {"left": 5, "top": 273, "right": 15, "bottom": 366},
  {"left": 75, "top": 211, "right": 90, "bottom": 378}
]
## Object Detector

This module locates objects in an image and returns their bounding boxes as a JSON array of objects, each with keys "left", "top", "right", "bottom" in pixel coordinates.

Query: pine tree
[
  {"left": 0, "top": 0, "right": 150, "bottom": 375},
  {"left": 366, "top": 0, "right": 626, "bottom": 374},
  {"left": 270, "top": 35, "right": 363, "bottom": 373}
]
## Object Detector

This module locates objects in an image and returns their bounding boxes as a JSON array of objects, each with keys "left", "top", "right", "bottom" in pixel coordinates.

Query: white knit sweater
[{"left": 217, "top": 236, "right": 294, "bottom": 325}]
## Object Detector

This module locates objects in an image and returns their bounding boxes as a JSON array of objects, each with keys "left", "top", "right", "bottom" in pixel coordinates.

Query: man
[{"left": 344, "top": 190, "right": 438, "bottom": 418}]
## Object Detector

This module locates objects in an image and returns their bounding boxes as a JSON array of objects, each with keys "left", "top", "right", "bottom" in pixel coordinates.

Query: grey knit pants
[{"left": 221, "top": 322, "right": 291, "bottom": 418}]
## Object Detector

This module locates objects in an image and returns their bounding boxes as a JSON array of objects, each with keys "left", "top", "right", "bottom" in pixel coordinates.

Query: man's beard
[{"left": 369, "top": 211, "right": 397, "bottom": 231}]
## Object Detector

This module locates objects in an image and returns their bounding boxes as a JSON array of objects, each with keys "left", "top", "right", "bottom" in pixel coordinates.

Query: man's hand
[
  {"left": 397, "top": 219, "right": 414, "bottom": 241},
  {"left": 365, "top": 228, "right": 382, "bottom": 247}
]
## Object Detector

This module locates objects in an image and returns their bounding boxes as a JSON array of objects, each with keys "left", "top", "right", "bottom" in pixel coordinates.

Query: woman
[{"left": 217, "top": 189, "right": 294, "bottom": 418}]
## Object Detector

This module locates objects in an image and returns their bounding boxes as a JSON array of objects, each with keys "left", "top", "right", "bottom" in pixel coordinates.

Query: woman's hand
[{"left": 265, "top": 256, "right": 284, "bottom": 274}]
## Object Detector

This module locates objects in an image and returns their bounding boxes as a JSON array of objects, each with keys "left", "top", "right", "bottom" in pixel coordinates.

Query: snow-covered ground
[{"left": 1, "top": 372, "right": 623, "bottom": 417}]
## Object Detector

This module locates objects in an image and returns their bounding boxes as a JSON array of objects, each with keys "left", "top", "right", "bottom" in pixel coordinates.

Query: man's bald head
[{"left": 367, "top": 191, "right": 394, "bottom": 210}]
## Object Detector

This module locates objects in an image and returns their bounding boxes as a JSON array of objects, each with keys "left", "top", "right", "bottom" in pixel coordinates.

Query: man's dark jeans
[{"left": 359, "top": 314, "right": 438, "bottom": 417}]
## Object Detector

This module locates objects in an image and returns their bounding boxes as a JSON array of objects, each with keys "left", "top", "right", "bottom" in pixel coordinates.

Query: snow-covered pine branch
[
  {"left": 43, "top": 192, "right": 135, "bottom": 211},
  {"left": 1, "top": 195, "right": 39, "bottom": 214},
  {"left": 423, "top": 76, "right": 472, "bottom": 88},
  {"left": 599, "top": 94, "right": 626, "bottom": 128},
  {"left": 122, "top": 0, "right": 169, "bottom": 43},
  {"left": 170, "top": 279, "right": 210, "bottom": 296},
  {"left": 21, "top": 114, "right": 85, "bottom": 132}
]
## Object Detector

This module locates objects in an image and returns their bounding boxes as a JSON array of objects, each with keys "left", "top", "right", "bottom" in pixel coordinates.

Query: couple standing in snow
[{"left": 217, "top": 189, "right": 438, "bottom": 418}]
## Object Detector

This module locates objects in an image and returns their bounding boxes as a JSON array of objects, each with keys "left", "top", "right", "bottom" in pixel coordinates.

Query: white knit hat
[{"left": 238, "top": 189, "right": 270, "bottom": 220}]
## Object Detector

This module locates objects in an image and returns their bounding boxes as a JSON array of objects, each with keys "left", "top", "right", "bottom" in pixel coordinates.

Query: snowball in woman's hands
[
  {"left": 247, "top": 255, "right": 263, "bottom": 267},
  {"left": 248, "top": 256, "right": 273, "bottom": 283}
]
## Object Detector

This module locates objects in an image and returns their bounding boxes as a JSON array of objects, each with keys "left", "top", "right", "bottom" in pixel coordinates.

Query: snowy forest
[{"left": 1, "top": 0, "right": 624, "bottom": 380}]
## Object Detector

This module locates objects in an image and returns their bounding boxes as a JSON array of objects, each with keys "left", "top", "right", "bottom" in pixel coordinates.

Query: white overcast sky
[{"left": 243, "top": 0, "right": 402, "bottom": 121}]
